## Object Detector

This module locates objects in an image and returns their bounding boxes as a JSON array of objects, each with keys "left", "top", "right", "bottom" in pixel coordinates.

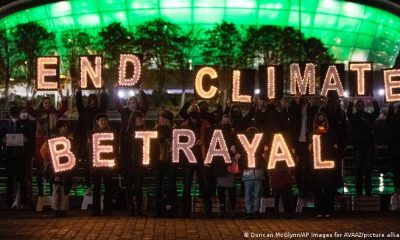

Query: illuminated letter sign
[
  {"left": 237, "top": 133, "right": 263, "bottom": 168},
  {"left": 232, "top": 70, "right": 254, "bottom": 103},
  {"left": 172, "top": 129, "right": 197, "bottom": 163},
  {"left": 80, "top": 56, "right": 102, "bottom": 89},
  {"left": 320, "top": 64, "right": 345, "bottom": 97},
  {"left": 194, "top": 66, "right": 218, "bottom": 99},
  {"left": 383, "top": 69, "right": 400, "bottom": 102},
  {"left": 92, "top": 132, "right": 115, "bottom": 168},
  {"left": 36, "top": 56, "right": 59, "bottom": 90},
  {"left": 48, "top": 137, "right": 76, "bottom": 173},
  {"left": 312, "top": 135, "right": 335, "bottom": 169},
  {"left": 290, "top": 63, "right": 316, "bottom": 95},
  {"left": 118, "top": 54, "right": 141, "bottom": 87},
  {"left": 135, "top": 131, "right": 158, "bottom": 165},
  {"left": 204, "top": 129, "right": 232, "bottom": 164},
  {"left": 349, "top": 62, "right": 372, "bottom": 96},
  {"left": 267, "top": 134, "right": 295, "bottom": 170}
]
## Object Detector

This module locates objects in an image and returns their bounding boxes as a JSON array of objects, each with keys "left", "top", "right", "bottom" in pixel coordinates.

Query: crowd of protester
[{"left": 1, "top": 85, "right": 399, "bottom": 219}]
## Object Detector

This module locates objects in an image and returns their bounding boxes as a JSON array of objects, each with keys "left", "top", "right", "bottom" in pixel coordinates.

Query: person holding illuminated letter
[
  {"left": 346, "top": 98, "right": 379, "bottom": 196},
  {"left": 310, "top": 111, "right": 337, "bottom": 218},
  {"left": 153, "top": 110, "right": 177, "bottom": 217},
  {"left": 124, "top": 111, "right": 147, "bottom": 216},
  {"left": 40, "top": 120, "right": 74, "bottom": 217},
  {"left": 26, "top": 87, "right": 68, "bottom": 196},
  {"left": 75, "top": 83, "right": 108, "bottom": 194},
  {"left": 88, "top": 113, "right": 116, "bottom": 216},
  {"left": 180, "top": 104, "right": 213, "bottom": 218}
]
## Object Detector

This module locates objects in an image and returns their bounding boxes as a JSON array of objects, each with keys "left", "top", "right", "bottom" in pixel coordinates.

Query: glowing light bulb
[
  {"left": 36, "top": 57, "right": 59, "bottom": 90},
  {"left": 80, "top": 56, "right": 102, "bottom": 89},
  {"left": 267, "top": 134, "right": 295, "bottom": 170},
  {"left": 118, "top": 54, "right": 141, "bottom": 87},
  {"left": 48, "top": 137, "right": 76, "bottom": 173},
  {"left": 194, "top": 67, "right": 218, "bottom": 99},
  {"left": 204, "top": 129, "right": 232, "bottom": 164},
  {"left": 289, "top": 63, "right": 316, "bottom": 95}
]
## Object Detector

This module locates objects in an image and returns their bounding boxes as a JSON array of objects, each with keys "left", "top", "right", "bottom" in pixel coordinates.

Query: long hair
[
  {"left": 36, "top": 96, "right": 53, "bottom": 112},
  {"left": 126, "top": 110, "right": 144, "bottom": 135}
]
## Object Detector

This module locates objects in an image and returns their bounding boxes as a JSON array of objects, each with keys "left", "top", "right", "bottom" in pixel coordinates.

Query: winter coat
[
  {"left": 152, "top": 125, "right": 173, "bottom": 167},
  {"left": 346, "top": 101, "right": 380, "bottom": 145},
  {"left": 288, "top": 100, "right": 317, "bottom": 145},
  {"left": 75, "top": 90, "right": 107, "bottom": 158},
  {"left": 180, "top": 119, "right": 211, "bottom": 166},
  {"left": 113, "top": 90, "right": 148, "bottom": 134},
  {"left": 224, "top": 105, "right": 255, "bottom": 132}
]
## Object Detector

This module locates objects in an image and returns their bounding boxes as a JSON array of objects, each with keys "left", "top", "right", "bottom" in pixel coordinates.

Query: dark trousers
[
  {"left": 354, "top": 144, "right": 373, "bottom": 196},
  {"left": 77, "top": 138, "right": 92, "bottom": 188},
  {"left": 389, "top": 144, "right": 400, "bottom": 190},
  {"left": 295, "top": 142, "right": 312, "bottom": 195},
  {"left": 334, "top": 146, "right": 345, "bottom": 189},
  {"left": 34, "top": 160, "right": 44, "bottom": 196},
  {"left": 217, "top": 187, "right": 236, "bottom": 212},
  {"left": 125, "top": 171, "right": 145, "bottom": 212},
  {"left": 154, "top": 162, "right": 177, "bottom": 216},
  {"left": 183, "top": 165, "right": 213, "bottom": 216},
  {"left": 272, "top": 188, "right": 291, "bottom": 213},
  {"left": 6, "top": 156, "right": 28, "bottom": 208},
  {"left": 315, "top": 186, "right": 335, "bottom": 215},
  {"left": 92, "top": 173, "right": 113, "bottom": 214}
]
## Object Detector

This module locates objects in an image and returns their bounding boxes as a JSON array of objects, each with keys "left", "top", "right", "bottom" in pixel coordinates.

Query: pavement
[{"left": 0, "top": 211, "right": 400, "bottom": 239}]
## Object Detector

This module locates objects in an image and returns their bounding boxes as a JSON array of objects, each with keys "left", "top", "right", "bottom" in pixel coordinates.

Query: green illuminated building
[{"left": 0, "top": 0, "right": 399, "bottom": 68}]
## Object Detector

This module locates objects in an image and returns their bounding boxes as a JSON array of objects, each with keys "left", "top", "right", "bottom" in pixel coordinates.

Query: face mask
[{"left": 20, "top": 113, "right": 28, "bottom": 120}]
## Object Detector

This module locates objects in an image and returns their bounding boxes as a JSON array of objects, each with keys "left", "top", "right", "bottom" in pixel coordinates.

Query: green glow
[{"left": 0, "top": 0, "right": 399, "bottom": 67}]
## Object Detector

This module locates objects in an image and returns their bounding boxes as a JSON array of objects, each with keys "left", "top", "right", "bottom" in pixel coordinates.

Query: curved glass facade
[{"left": 0, "top": 0, "right": 399, "bottom": 68}]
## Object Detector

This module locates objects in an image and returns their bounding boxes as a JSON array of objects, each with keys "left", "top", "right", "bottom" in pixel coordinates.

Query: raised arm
[
  {"left": 179, "top": 101, "right": 191, "bottom": 120},
  {"left": 387, "top": 104, "right": 395, "bottom": 126},
  {"left": 56, "top": 88, "right": 68, "bottom": 117},
  {"left": 75, "top": 88, "right": 84, "bottom": 115},
  {"left": 138, "top": 90, "right": 148, "bottom": 115},
  {"left": 346, "top": 101, "right": 354, "bottom": 121},
  {"left": 370, "top": 99, "right": 380, "bottom": 121},
  {"left": 99, "top": 89, "right": 108, "bottom": 113},
  {"left": 25, "top": 87, "right": 38, "bottom": 118},
  {"left": 113, "top": 85, "right": 124, "bottom": 114}
]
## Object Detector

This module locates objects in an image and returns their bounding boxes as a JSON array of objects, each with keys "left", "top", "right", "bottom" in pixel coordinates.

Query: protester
[
  {"left": 1, "top": 106, "right": 35, "bottom": 209},
  {"left": 88, "top": 113, "right": 116, "bottom": 216},
  {"left": 25, "top": 88, "right": 68, "bottom": 196},
  {"left": 212, "top": 115, "right": 238, "bottom": 218},
  {"left": 288, "top": 96, "right": 317, "bottom": 197},
  {"left": 179, "top": 103, "right": 213, "bottom": 218},
  {"left": 224, "top": 100, "right": 256, "bottom": 132},
  {"left": 256, "top": 99, "right": 293, "bottom": 217},
  {"left": 311, "top": 111, "right": 337, "bottom": 218},
  {"left": 75, "top": 84, "right": 107, "bottom": 194},
  {"left": 386, "top": 103, "right": 400, "bottom": 193},
  {"left": 125, "top": 111, "right": 147, "bottom": 216},
  {"left": 152, "top": 110, "right": 177, "bottom": 217},
  {"left": 347, "top": 98, "right": 380, "bottom": 196},
  {"left": 114, "top": 84, "right": 148, "bottom": 211},
  {"left": 238, "top": 127, "right": 266, "bottom": 219},
  {"left": 40, "top": 120, "right": 74, "bottom": 217},
  {"left": 180, "top": 100, "right": 223, "bottom": 126},
  {"left": 321, "top": 91, "right": 347, "bottom": 191}
]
